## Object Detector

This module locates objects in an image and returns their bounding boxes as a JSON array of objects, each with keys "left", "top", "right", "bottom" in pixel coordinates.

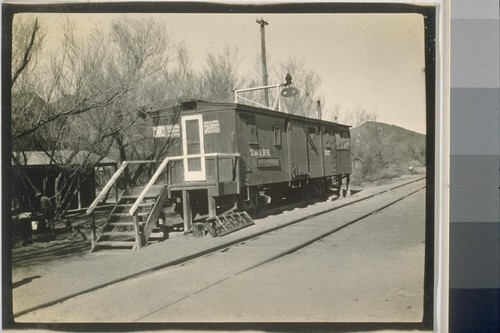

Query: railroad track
[{"left": 17, "top": 177, "right": 426, "bottom": 322}]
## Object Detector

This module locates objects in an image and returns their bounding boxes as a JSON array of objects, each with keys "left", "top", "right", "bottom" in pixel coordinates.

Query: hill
[{"left": 349, "top": 121, "right": 426, "bottom": 183}]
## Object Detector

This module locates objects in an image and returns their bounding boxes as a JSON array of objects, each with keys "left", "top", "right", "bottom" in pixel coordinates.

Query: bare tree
[
  {"left": 11, "top": 17, "right": 144, "bottom": 218},
  {"left": 275, "top": 57, "right": 323, "bottom": 117},
  {"left": 342, "top": 105, "right": 378, "bottom": 127},
  {"left": 200, "top": 46, "right": 242, "bottom": 103},
  {"left": 101, "top": 18, "right": 177, "bottom": 187},
  {"left": 157, "top": 43, "right": 200, "bottom": 104},
  {"left": 11, "top": 16, "right": 45, "bottom": 86},
  {"left": 11, "top": 18, "right": 130, "bottom": 141}
]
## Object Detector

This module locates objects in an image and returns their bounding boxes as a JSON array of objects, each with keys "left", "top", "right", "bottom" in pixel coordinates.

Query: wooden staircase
[{"left": 90, "top": 185, "right": 169, "bottom": 252}]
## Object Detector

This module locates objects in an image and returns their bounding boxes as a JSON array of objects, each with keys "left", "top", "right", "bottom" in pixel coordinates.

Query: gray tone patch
[
  {"left": 451, "top": 19, "right": 500, "bottom": 88},
  {"left": 451, "top": 0, "right": 499, "bottom": 19},
  {"left": 450, "top": 88, "right": 499, "bottom": 155},
  {"left": 450, "top": 155, "right": 500, "bottom": 223},
  {"left": 450, "top": 222, "right": 500, "bottom": 288}
]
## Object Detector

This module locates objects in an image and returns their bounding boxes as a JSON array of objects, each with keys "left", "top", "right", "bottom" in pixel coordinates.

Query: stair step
[
  {"left": 100, "top": 231, "right": 136, "bottom": 236},
  {"left": 107, "top": 221, "right": 134, "bottom": 226},
  {"left": 111, "top": 212, "right": 149, "bottom": 217},
  {"left": 115, "top": 202, "right": 154, "bottom": 208},
  {"left": 120, "top": 194, "right": 158, "bottom": 200},
  {"left": 95, "top": 241, "right": 136, "bottom": 247},
  {"left": 108, "top": 221, "right": 146, "bottom": 226},
  {"left": 112, "top": 213, "right": 133, "bottom": 217}
]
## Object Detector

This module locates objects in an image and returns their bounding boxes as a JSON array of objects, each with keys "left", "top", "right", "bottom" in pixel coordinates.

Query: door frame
[{"left": 181, "top": 114, "right": 206, "bottom": 181}]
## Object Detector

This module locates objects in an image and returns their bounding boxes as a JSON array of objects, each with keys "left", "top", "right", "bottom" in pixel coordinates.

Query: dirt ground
[
  {"left": 8, "top": 174, "right": 428, "bottom": 327},
  {"left": 10, "top": 174, "right": 423, "bottom": 268},
  {"left": 11, "top": 176, "right": 427, "bottom": 324}
]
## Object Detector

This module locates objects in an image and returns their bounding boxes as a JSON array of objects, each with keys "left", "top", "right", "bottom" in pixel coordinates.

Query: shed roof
[{"left": 12, "top": 151, "right": 116, "bottom": 167}]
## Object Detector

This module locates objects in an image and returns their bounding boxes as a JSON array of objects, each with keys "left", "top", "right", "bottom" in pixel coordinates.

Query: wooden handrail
[
  {"left": 142, "top": 186, "right": 170, "bottom": 242},
  {"left": 124, "top": 160, "right": 157, "bottom": 164},
  {"left": 129, "top": 156, "right": 174, "bottom": 215},
  {"left": 86, "top": 161, "right": 129, "bottom": 215},
  {"left": 86, "top": 160, "right": 157, "bottom": 215},
  {"left": 129, "top": 153, "right": 241, "bottom": 216}
]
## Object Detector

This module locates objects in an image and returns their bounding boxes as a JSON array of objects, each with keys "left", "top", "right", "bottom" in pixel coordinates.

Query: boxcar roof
[{"left": 149, "top": 100, "right": 352, "bottom": 129}]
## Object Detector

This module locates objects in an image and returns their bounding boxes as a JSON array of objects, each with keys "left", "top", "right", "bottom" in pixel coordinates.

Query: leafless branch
[
  {"left": 12, "top": 18, "right": 40, "bottom": 85},
  {"left": 13, "top": 86, "right": 130, "bottom": 139}
]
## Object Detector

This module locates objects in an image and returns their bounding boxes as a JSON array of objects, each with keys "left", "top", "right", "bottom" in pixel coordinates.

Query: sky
[{"left": 18, "top": 12, "right": 427, "bottom": 134}]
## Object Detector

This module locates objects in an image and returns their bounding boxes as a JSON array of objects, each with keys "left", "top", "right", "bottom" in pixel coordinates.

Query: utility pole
[{"left": 256, "top": 18, "right": 269, "bottom": 107}]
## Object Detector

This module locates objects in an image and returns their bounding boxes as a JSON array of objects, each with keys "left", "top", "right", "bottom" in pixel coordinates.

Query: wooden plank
[
  {"left": 108, "top": 221, "right": 135, "bottom": 226},
  {"left": 114, "top": 202, "right": 153, "bottom": 208},
  {"left": 125, "top": 160, "right": 157, "bottom": 164},
  {"left": 90, "top": 213, "right": 96, "bottom": 252},
  {"left": 100, "top": 231, "right": 136, "bottom": 236},
  {"left": 128, "top": 156, "right": 173, "bottom": 215},
  {"left": 143, "top": 186, "right": 169, "bottom": 243},
  {"left": 95, "top": 241, "right": 135, "bottom": 247},
  {"left": 208, "top": 196, "right": 217, "bottom": 219},
  {"left": 121, "top": 194, "right": 157, "bottom": 200},
  {"left": 182, "top": 190, "right": 192, "bottom": 232},
  {"left": 132, "top": 214, "right": 142, "bottom": 249}
]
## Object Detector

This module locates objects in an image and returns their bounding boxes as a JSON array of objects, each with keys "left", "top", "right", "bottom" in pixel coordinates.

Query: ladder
[{"left": 206, "top": 211, "right": 254, "bottom": 237}]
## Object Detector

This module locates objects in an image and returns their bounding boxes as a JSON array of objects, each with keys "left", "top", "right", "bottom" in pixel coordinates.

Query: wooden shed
[{"left": 11, "top": 151, "right": 117, "bottom": 212}]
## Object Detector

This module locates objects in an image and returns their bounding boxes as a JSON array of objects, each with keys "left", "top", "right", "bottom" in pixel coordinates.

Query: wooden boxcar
[{"left": 149, "top": 100, "right": 351, "bottom": 228}]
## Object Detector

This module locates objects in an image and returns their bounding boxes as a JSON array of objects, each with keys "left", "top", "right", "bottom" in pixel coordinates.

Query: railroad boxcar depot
[{"left": 87, "top": 96, "right": 352, "bottom": 251}]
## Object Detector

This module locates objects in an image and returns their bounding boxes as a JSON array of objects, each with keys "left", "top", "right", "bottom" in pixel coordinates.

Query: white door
[{"left": 181, "top": 114, "right": 206, "bottom": 181}]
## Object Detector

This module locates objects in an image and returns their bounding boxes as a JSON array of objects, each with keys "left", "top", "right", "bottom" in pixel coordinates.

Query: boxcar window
[
  {"left": 273, "top": 126, "right": 281, "bottom": 146},
  {"left": 340, "top": 131, "right": 351, "bottom": 149},
  {"left": 325, "top": 133, "right": 331, "bottom": 148},
  {"left": 323, "top": 127, "right": 332, "bottom": 148},
  {"left": 308, "top": 126, "right": 317, "bottom": 135},
  {"left": 249, "top": 123, "right": 258, "bottom": 143}
]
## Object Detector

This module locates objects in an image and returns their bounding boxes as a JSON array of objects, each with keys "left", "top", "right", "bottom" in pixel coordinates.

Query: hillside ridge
[{"left": 349, "top": 121, "right": 426, "bottom": 183}]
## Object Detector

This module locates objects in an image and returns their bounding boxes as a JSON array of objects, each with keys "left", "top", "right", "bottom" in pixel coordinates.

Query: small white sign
[
  {"left": 204, "top": 120, "right": 220, "bottom": 134},
  {"left": 153, "top": 125, "right": 180, "bottom": 138}
]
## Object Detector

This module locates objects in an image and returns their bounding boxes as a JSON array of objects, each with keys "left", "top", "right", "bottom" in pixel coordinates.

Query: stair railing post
[
  {"left": 182, "top": 190, "right": 192, "bottom": 233},
  {"left": 114, "top": 164, "right": 119, "bottom": 203},
  {"left": 133, "top": 212, "right": 142, "bottom": 249},
  {"left": 215, "top": 155, "right": 220, "bottom": 187},
  {"left": 235, "top": 156, "right": 241, "bottom": 194},
  {"left": 90, "top": 212, "right": 96, "bottom": 249}
]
